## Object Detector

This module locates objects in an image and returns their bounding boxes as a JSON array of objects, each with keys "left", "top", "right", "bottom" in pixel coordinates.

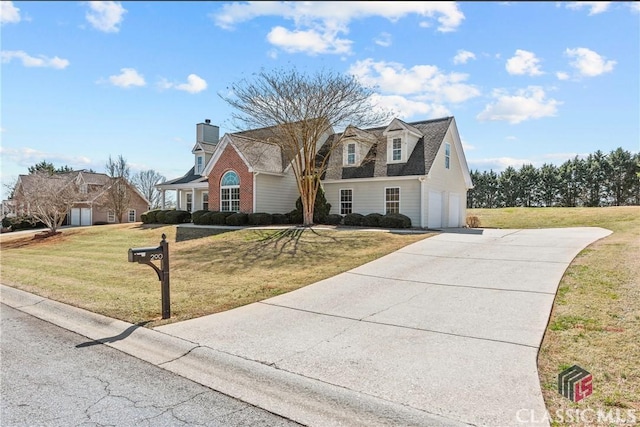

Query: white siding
[
  {"left": 424, "top": 126, "right": 469, "bottom": 227},
  {"left": 324, "top": 178, "right": 421, "bottom": 226},
  {"left": 255, "top": 172, "right": 299, "bottom": 213}
]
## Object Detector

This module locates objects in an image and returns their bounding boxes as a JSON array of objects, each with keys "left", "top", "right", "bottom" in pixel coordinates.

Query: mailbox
[
  {"left": 128, "top": 246, "right": 163, "bottom": 263},
  {"left": 127, "top": 233, "right": 171, "bottom": 319}
]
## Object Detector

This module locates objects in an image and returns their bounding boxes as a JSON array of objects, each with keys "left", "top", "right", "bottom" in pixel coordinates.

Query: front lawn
[{"left": 0, "top": 224, "right": 431, "bottom": 326}]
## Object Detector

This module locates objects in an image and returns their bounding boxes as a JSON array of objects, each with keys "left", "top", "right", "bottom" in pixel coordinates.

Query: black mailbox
[
  {"left": 127, "top": 233, "right": 171, "bottom": 319},
  {"left": 128, "top": 246, "right": 163, "bottom": 263}
]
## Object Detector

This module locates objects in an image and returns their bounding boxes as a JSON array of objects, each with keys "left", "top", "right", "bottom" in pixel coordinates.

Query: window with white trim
[
  {"left": 385, "top": 187, "right": 400, "bottom": 214},
  {"left": 202, "top": 192, "right": 209, "bottom": 211},
  {"left": 392, "top": 138, "right": 402, "bottom": 161},
  {"left": 340, "top": 189, "right": 353, "bottom": 215},
  {"left": 220, "top": 171, "right": 240, "bottom": 212},
  {"left": 346, "top": 143, "right": 356, "bottom": 165},
  {"left": 445, "top": 143, "right": 451, "bottom": 169},
  {"left": 186, "top": 192, "right": 193, "bottom": 212},
  {"left": 107, "top": 210, "right": 116, "bottom": 223},
  {"left": 128, "top": 209, "right": 136, "bottom": 222},
  {"left": 196, "top": 155, "right": 204, "bottom": 174},
  {"left": 80, "top": 184, "right": 88, "bottom": 194}
]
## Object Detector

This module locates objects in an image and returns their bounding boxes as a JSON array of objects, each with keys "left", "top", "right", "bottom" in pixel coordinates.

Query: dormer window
[
  {"left": 196, "top": 155, "right": 204, "bottom": 174},
  {"left": 347, "top": 143, "right": 356, "bottom": 165},
  {"left": 392, "top": 138, "right": 402, "bottom": 161},
  {"left": 80, "top": 184, "right": 88, "bottom": 194}
]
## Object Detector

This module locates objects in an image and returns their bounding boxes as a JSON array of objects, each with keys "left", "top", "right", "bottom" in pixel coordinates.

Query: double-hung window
[
  {"left": 340, "top": 189, "right": 353, "bottom": 215},
  {"left": 128, "top": 209, "right": 136, "bottom": 222},
  {"left": 220, "top": 171, "right": 240, "bottom": 212},
  {"left": 385, "top": 187, "right": 400, "bottom": 214},
  {"left": 196, "top": 156, "right": 204, "bottom": 174},
  {"left": 107, "top": 210, "right": 116, "bottom": 223},
  {"left": 202, "top": 192, "right": 209, "bottom": 211},
  {"left": 346, "top": 143, "right": 356, "bottom": 165},
  {"left": 186, "top": 193, "right": 193, "bottom": 212},
  {"left": 392, "top": 138, "right": 402, "bottom": 161}
]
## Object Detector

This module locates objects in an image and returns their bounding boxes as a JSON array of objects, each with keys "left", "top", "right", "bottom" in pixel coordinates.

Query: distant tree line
[{"left": 468, "top": 147, "right": 640, "bottom": 208}]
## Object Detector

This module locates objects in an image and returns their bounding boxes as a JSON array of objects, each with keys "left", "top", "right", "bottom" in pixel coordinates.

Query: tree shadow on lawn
[{"left": 240, "top": 227, "right": 340, "bottom": 264}]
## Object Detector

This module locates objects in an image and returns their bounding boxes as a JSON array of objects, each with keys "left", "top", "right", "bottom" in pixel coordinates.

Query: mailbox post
[{"left": 128, "top": 233, "right": 171, "bottom": 319}]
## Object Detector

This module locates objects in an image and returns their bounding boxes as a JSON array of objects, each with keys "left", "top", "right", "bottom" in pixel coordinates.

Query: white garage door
[
  {"left": 449, "top": 193, "right": 460, "bottom": 227},
  {"left": 428, "top": 191, "right": 442, "bottom": 229},
  {"left": 70, "top": 208, "right": 81, "bottom": 226},
  {"left": 81, "top": 208, "right": 92, "bottom": 226},
  {"left": 70, "top": 208, "right": 92, "bottom": 226}
]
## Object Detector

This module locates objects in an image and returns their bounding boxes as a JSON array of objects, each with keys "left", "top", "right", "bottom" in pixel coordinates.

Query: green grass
[
  {"left": 0, "top": 224, "right": 431, "bottom": 326},
  {"left": 469, "top": 206, "right": 640, "bottom": 420}
]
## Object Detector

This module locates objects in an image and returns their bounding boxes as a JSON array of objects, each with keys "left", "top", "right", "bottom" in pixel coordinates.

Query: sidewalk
[{"left": 0, "top": 226, "right": 612, "bottom": 427}]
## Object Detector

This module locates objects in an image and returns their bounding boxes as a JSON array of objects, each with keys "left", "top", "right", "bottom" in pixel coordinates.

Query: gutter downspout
[
  {"left": 418, "top": 176, "right": 426, "bottom": 229},
  {"left": 253, "top": 172, "right": 258, "bottom": 213}
]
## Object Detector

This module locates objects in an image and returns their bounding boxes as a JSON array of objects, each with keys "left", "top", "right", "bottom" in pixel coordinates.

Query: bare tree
[
  {"left": 131, "top": 170, "right": 165, "bottom": 209},
  {"left": 102, "top": 155, "right": 131, "bottom": 223},
  {"left": 14, "top": 172, "right": 79, "bottom": 233},
  {"left": 222, "top": 67, "right": 390, "bottom": 226}
]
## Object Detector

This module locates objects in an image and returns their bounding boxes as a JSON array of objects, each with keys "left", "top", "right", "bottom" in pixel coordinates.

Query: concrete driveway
[{"left": 157, "top": 227, "right": 611, "bottom": 426}]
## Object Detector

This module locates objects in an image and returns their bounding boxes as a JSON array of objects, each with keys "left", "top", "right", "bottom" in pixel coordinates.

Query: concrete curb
[{"left": 1, "top": 284, "right": 468, "bottom": 427}]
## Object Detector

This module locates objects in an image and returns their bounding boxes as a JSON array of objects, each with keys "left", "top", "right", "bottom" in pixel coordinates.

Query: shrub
[
  {"left": 271, "top": 213, "right": 289, "bottom": 225},
  {"left": 343, "top": 213, "right": 365, "bottom": 226},
  {"left": 288, "top": 209, "right": 302, "bottom": 225},
  {"left": 144, "top": 209, "right": 161, "bottom": 223},
  {"left": 191, "top": 210, "right": 210, "bottom": 225},
  {"left": 210, "top": 212, "right": 232, "bottom": 225},
  {"left": 248, "top": 212, "right": 273, "bottom": 226},
  {"left": 2, "top": 216, "right": 12, "bottom": 228},
  {"left": 293, "top": 185, "right": 331, "bottom": 224},
  {"left": 164, "top": 210, "right": 191, "bottom": 224},
  {"left": 362, "top": 213, "right": 383, "bottom": 227},
  {"left": 380, "top": 213, "right": 412, "bottom": 229},
  {"left": 323, "top": 214, "right": 343, "bottom": 225},
  {"left": 466, "top": 215, "right": 481, "bottom": 228},
  {"left": 155, "top": 210, "right": 170, "bottom": 224},
  {"left": 226, "top": 212, "right": 248, "bottom": 226}
]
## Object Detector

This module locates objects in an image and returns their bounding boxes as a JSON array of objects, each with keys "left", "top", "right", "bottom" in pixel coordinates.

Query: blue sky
[{"left": 1, "top": 1, "right": 639, "bottom": 199}]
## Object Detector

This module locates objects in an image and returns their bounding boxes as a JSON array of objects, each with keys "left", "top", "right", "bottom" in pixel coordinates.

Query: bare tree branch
[
  {"left": 221, "top": 67, "right": 391, "bottom": 225},
  {"left": 131, "top": 170, "right": 165, "bottom": 209}
]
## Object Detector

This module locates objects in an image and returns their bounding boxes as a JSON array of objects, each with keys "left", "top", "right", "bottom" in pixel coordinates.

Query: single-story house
[
  {"left": 12, "top": 170, "right": 150, "bottom": 226},
  {"left": 157, "top": 116, "right": 473, "bottom": 228}
]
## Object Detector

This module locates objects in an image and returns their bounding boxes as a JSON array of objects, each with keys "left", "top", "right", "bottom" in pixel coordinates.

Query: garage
[{"left": 70, "top": 208, "right": 92, "bottom": 226}]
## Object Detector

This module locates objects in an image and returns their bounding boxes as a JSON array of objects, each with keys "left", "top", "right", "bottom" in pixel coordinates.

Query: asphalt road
[{"left": 0, "top": 304, "right": 301, "bottom": 427}]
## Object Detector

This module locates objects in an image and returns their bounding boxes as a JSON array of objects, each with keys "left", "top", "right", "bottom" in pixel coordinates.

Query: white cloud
[
  {"left": 349, "top": 58, "right": 480, "bottom": 104},
  {"left": 374, "top": 32, "right": 392, "bottom": 47},
  {"left": 565, "top": 2, "right": 610, "bottom": 15},
  {"left": 453, "top": 49, "right": 476, "bottom": 65},
  {"left": 212, "top": 2, "right": 464, "bottom": 55},
  {"left": 267, "top": 26, "right": 351, "bottom": 55},
  {"left": 106, "top": 68, "right": 146, "bottom": 88},
  {"left": 158, "top": 74, "right": 208, "bottom": 94},
  {"left": 477, "top": 86, "right": 561, "bottom": 124},
  {"left": 467, "top": 156, "right": 534, "bottom": 172},
  {"left": 505, "top": 49, "right": 543, "bottom": 76},
  {"left": 369, "top": 94, "right": 451, "bottom": 120},
  {"left": 565, "top": 47, "right": 615, "bottom": 77},
  {"left": 86, "top": 1, "right": 126, "bottom": 33},
  {"left": 0, "top": 146, "right": 93, "bottom": 169},
  {"left": 1, "top": 1, "right": 20, "bottom": 24},
  {"left": 1, "top": 50, "right": 69, "bottom": 69},
  {"left": 630, "top": 3, "right": 640, "bottom": 13},
  {"left": 556, "top": 71, "right": 570, "bottom": 80}
]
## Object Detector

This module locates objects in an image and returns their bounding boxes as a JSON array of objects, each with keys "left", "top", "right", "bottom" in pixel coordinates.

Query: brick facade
[{"left": 208, "top": 144, "right": 254, "bottom": 213}]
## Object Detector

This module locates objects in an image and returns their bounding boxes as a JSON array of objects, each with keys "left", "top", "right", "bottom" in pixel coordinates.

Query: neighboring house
[
  {"left": 12, "top": 170, "right": 150, "bottom": 226},
  {"left": 158, "top": 116, "right": 473, "bottom": 228}
]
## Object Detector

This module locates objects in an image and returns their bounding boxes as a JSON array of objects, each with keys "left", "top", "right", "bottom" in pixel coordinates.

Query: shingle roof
[
  {"left": 324, "top": 116, "right": 453, "bottom": 180},
  {"left": 158, "top": 167, "right": 207, "bottom": 185},
  {"left": 229, "top": 135, "right": 284, "bottom": 174}
]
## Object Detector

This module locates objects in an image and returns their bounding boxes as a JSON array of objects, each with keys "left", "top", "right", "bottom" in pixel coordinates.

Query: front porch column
[
  {"left": 161, "top": 190, "right": 166, "bottom": 209},
  {"left": 176, "top": 190, "right": 181, "bottom": 210}
]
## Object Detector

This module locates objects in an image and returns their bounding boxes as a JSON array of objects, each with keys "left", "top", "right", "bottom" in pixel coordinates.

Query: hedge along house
[
  {"left": 158, "top": 116, "right": 472, "bottom": 227},
  {"left": 321, "top": 117, "right": 473, "bottom": 228}
]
